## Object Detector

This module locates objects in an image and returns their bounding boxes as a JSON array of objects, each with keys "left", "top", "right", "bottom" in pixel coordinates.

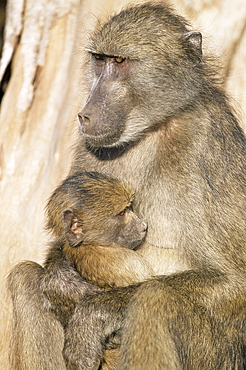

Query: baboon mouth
[
  {"left": 84, "top": 132, "right": 122, "bottom": 148},
  {"left": 131, "top": 235, "right": 147, "bottom": 249}
]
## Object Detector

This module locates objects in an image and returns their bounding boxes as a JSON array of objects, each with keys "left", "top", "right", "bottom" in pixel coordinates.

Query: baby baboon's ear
[
  {"left": 62, "top": 209, "right": 83, "bottom": 247},
  {"left": 182, "top": 31, "right": 203, "bottom": 59}
]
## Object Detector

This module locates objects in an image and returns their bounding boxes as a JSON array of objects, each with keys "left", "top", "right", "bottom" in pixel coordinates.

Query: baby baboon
[
  {"left": 46, "top": 171, "right": 152, "bottom": 369},
  {"left": 8, "top": 171, "right": 152, "bottom": 369},
  {"left": 44, "top": 171, "right": 152, "bottom": 297},
  {"left": 8, "top": 3, "right": 246, "bottom": 370}
]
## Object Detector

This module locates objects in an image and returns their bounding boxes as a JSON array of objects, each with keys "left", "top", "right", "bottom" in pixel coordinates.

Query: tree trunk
[{"left": 0, "top": 0, "right": 246, "bottom": 367}]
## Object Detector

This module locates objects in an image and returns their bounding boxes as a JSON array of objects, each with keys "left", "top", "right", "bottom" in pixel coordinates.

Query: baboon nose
[{"left": 78, "top": 112, "right": 90, "bottom": 127}]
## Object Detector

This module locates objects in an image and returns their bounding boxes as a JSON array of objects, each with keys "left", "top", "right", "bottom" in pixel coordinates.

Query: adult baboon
[
  {"left": 64, "top": 2, "right": 246, "bottom": 369},
  {"left": 8, "top": 2, "right": 246, "bottom": 369}
]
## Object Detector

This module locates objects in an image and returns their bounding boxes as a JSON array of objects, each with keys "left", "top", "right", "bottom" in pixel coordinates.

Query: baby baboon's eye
[
  {"left": 118, "top": 209, "right": 126, "bottom": 216},
  {"left": 114, "top": 57, "right": 126, "bottom": 64},
  {"left": 117, "top": 206, "right": 131, "bottom": 216}
]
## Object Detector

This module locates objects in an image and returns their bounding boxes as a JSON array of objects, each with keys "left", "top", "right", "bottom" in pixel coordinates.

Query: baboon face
[
  {"left": 78, "top": 55, "right": 134, "bottom": 148},
  {"left": 58, "top": 171, "right": 147, "bottom": 249},
  {"left": 92, "top": 206, "right": 148, "bottom": 250},
  {"left": 78, "top": 4, "right": 203, "bottom": 148},
  {"left": 63, "top": 206, "right": 148, "bottom": 250}
]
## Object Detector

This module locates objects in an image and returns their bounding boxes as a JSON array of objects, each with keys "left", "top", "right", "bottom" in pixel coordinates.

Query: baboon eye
[
  {"left": 94, "top": 54, "right": 104, "bottom": 60},
  {"left": 118, "top": 209, "right": 126, "bottom": 216},
  {"left": 114, "top": 57, "right": 125, "bottom": 64}
]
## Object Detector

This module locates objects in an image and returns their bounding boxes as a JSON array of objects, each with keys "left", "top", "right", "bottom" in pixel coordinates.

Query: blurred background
[{"left": 0, "top": 0, "right": 246, "bottom": 366}]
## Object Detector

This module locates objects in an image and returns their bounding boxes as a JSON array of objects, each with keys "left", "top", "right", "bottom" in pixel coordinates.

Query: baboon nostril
[
  {"left": 83, "top": 116, "right": 90, "bottom": 125},
  {"left": 78, "top": 113, "right": 90, "bottom": 126}
]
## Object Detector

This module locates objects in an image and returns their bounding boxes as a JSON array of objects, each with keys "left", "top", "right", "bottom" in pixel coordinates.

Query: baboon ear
[
  {"left": 183, "top": 31, "right": 202, "bottom": 57},
  {"left": 62, "top": 209, "right": 83, "bottom": 247}
]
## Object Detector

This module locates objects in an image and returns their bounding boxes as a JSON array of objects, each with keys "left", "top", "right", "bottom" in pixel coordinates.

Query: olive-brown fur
[
  {"left": 66, "top": 3, "right": 246, "bottom": 369},
  {"left": 7, "top": 171, "right": 152, "bottom": 370},
  {"left": 8, "top": 2, "right": 246, "bottom": 369}
]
